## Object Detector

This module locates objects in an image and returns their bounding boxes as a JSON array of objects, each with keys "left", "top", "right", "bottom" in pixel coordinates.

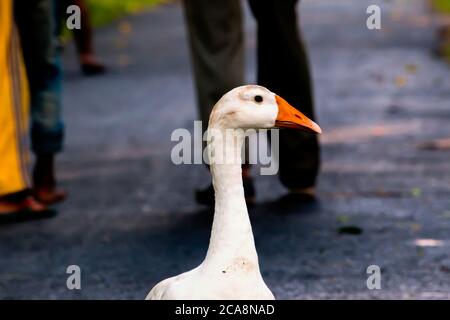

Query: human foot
[
  {"left": 33, "top": 154, "right": 67, "bottom": 205},
  {"left": 0, "top": 194, "right": 56, "bottom": 224},
  {"left": 285, "top": 187, "right": 316, "bottom": 203},
  {"left": 80, "top": 54, "right": 106, "bottom": 76}
]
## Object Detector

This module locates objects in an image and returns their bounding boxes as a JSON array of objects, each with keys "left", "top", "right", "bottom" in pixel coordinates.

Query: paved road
[{"left": 1, "top": 0, "right": 450, "bottom": 299}]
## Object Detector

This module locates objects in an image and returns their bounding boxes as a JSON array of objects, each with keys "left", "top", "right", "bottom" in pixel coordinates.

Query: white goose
[{"left": 146, "top": 85, "right": 321, "bottom": 300}]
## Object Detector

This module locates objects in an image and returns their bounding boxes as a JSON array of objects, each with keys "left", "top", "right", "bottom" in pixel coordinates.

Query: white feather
[{"left": 146, "top": 85, "right": 278, "bottom": 300}]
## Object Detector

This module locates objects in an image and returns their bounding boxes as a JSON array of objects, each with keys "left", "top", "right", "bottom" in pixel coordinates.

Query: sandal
[
  {"left": 33, "top": 188, "right": 67, "bottom": 206},
  {"left": 0, "top": 196, "right": 57, "bottom": 225}
]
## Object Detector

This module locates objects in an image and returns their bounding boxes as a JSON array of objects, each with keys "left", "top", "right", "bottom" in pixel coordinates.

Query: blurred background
[{"left": 1, "top": 0, "right": 450, "bottom": 299}]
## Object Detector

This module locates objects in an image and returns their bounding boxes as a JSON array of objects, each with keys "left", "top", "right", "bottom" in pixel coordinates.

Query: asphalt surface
[{"left": 1, "top": 0, "right": 450, "bottom": 299}]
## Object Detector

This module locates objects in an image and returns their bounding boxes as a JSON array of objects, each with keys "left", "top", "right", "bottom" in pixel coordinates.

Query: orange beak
[{"left": 275, "top": 95, "right": 322, "bottom": 134}]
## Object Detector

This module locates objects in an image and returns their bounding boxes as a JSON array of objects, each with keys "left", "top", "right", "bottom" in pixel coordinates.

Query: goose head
[{"left": 209, "top": 85, "right": 322, "bottom": 133}]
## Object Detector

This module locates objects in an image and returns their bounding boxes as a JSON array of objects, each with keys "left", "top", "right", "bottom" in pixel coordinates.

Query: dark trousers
[
  {"left": 249, "top": 0, "right": 320, "bottom": 189},
  {"left": 15, "top": 0, "right": 64, "bottom": 155},
  {"left": 183, "top": 0, "right": 320, "bottom": 189}
]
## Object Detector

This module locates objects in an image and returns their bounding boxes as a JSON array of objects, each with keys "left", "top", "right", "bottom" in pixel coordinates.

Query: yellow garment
[{"left": 0, "top": 0, "right": 30, "bottom": 196}]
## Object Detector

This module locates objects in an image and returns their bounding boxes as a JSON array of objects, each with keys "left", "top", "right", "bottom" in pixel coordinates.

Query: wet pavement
[{"left": 1, "top": 0, "right": 450, "bottom": 299}]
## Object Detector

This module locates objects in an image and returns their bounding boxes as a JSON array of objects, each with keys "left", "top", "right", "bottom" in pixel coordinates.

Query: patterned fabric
[
  {"left": 15, "top": 0, "right": 64, "bottom": 155},
  {"left": 0, "top": 0, "right": 30, "bottom": 195}
]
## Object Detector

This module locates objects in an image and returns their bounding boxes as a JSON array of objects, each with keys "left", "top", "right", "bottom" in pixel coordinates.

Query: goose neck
[{"left": 203, "top": 127, "right": 259, "bottom": 269}]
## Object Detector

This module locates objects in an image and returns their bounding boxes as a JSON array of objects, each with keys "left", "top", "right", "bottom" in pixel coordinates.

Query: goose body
[{"left": 146, "top": 85, "right": 321, "bottom": 300}]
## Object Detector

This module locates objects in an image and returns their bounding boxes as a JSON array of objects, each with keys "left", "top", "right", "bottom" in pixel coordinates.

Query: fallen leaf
[
  {"left": 337, "top": 226, "right": 363, "bottom": 235},
  {"left": 411, "top": 188, "right": 422, "bottom": 197},
  {"left": 394, "top": 76, "right": 407, "bottom": 87},
  {"left": 336, "top": 215, "right": 351, "bottom": 223},
  {"left": 118, "top": 21, "right": 132, "bottom": 35},
  {"left": 405, "top": 64, "right": 418, "bottom": 74}
]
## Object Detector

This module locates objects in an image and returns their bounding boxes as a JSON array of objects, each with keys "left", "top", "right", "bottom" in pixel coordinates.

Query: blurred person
[
  {"left": 67, "top": 0, "right": 106, "bottom": 76},
  {"left": 0, "top": 0, "right": 53, "bottom": 223},
  {"left": 15, "top": 0, "right": 66, "bottom": 205},
  {"left": 183, "top": 0, "right": 320, "bottom": 205}
]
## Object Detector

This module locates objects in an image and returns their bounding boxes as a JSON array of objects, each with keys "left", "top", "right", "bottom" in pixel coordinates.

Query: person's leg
[
  {"left": 0, "top": 0, "right": 49, "bottom": 217},
  {"left": 183, "top": 0, "right": 254, "bottom": 205},
  {"left": 183, "top": 0, "right": 244, "bottom": 125},
  {"left": 70, "top": 0, "right": 106, "bottom": 75},
  {"left": 249, "top": 0, "right": 320, "bottom": 193},
  {"left": 15, "top": 0, "right": 66, "bottom": 205}
]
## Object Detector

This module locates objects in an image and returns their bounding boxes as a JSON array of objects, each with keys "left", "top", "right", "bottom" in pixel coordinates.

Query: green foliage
[
  {"left": 442, "top": 43, "right": 450, "bottom": 63},
  {"left": 86, "top": 0, "right": 165, "bottom": 27},
  {"left": 432, "top": 1, "right": 450, "bottom": 62},
  {"left": 432, "top": 0, "right": 450, "bottom": 13}
]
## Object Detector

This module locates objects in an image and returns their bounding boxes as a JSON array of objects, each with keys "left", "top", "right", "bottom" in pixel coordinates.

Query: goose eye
[{"left": 254, "top": 95, "right": 263, "bottom": 103}]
